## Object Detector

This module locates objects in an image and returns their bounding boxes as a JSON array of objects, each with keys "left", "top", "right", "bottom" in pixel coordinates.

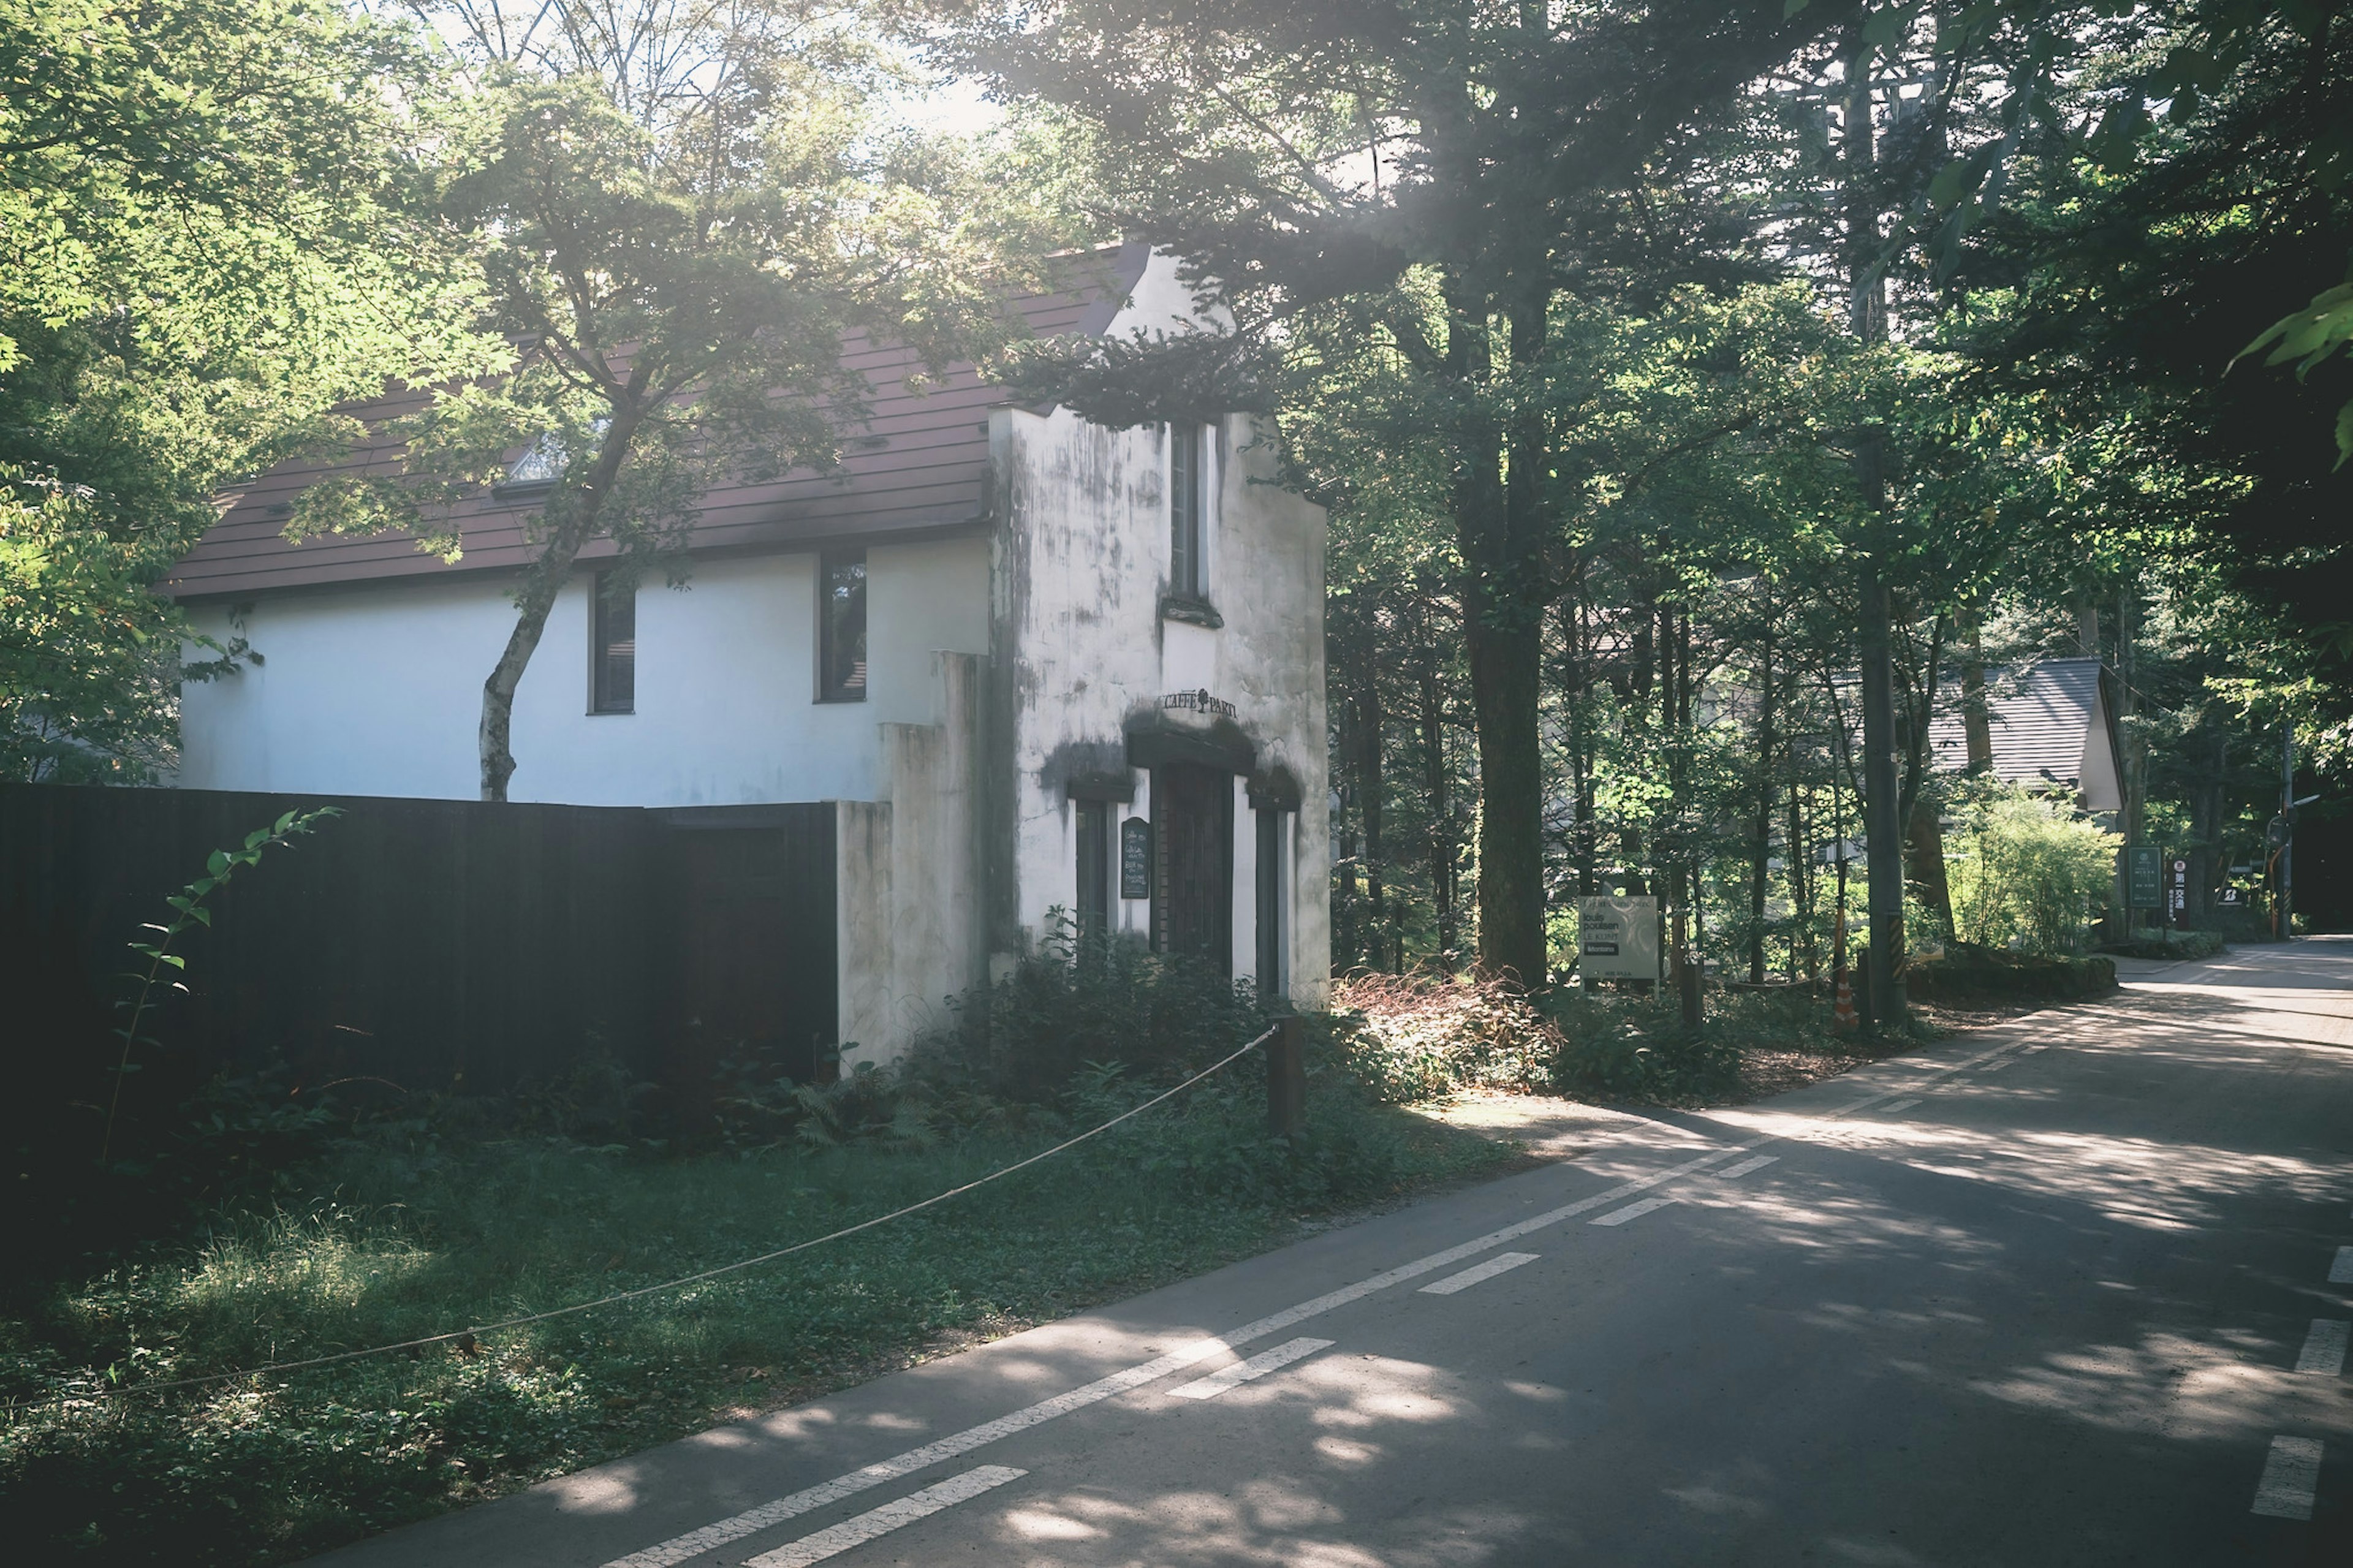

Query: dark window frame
[
  {"left": 1169, "top": 422, "right": 1205, "bottom": 602},
  {"left": 1255, "top": 806, "right": 1286, "bottom": 998},
  {"left": 590, "top": 569, "right": 635, "bottom": 714},
  {"left": 817, "top": 549, "right": 868, "bottom": 703},
  {"left": 1075, "top": 797, "right": 1111, "bottom": 941}
]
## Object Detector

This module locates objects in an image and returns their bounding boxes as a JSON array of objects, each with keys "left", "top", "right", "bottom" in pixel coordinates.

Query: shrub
[
  {"left": 1329, "top": 974, "right": 1561, "bottom": 1102},
  {"left": 909, "top": 911, "right": 1273, "bottom": 1106},
  {"left": 1945, "top": 784, "right": 2121, "bottom": 956},
  {"left": 1541, "top": 988, "right": 1747, "bottom": 1104}
]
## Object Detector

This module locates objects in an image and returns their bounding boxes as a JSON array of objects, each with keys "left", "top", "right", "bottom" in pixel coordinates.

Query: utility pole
[
  {"left": 1842, "top": 20, "right": 1904, "bottom": 1029},
  {"left": 2281, "top": 725, "right": 2295, "bottom": 941},
  {"left": 1859, "top": 543, "right": 1907, "bottom": 1028}
]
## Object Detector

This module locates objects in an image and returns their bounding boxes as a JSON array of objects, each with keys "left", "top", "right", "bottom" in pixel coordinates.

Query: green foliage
[
  {"left": 0, "top": 0, "right": 497, "bottom": 776},
  {"left": 1541, "top": 988, "right": 1750, "bottom": 1105},
  {"left": 912, "top": 911, "right": 1275, "bottom": 1106},
  {"left": 104, "top": 809, "right": 340, "bottom": 1165},
  {"left": 1330, "top": 974, "right": 1561, "bottom": 1103},
  {"left": 1945, "top": 784, "right": 2121, "bottom": 956},
  {"left": 1, "top": 967, "right": 1507, "bottom": 1564}
]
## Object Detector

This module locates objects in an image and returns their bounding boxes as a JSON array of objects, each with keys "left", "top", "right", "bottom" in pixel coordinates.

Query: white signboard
[{"left": 1577, "top": 895, "right": 1661, "bottom": 981}]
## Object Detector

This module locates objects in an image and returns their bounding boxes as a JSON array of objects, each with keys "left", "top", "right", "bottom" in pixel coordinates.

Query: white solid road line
[
  {"left": 2296, "top": 1319, "right": 2349, "bottom": 1376},
  {"left": 1169, "top": 1337, "right": 1334, "bottom": 1399},
  {"left": 2331, "top": 1246, "right": 2353, "bottom": 1286},
  {"left": 1592, "top": 1197, "right": 1677, "bottom": 1227},
  {"left": 1881, "top": 1097, "right": 1922, "bottom": 1115},
  {"left": 2251, "top": 1436, "right": 2324, "bottom": 1520},
  {"left": 1717, "top": 1155, "right": 1779, "bottom": 1180},
  {"left": 744, "top": 1466, "right": 1027, "bottom": 1568},
  {"left": 1420, "top": 1252, "right": 1540, "bottom": 1296},
  {"left": 601, "top": 1032, "right": 2044, "bottom": 1568}
]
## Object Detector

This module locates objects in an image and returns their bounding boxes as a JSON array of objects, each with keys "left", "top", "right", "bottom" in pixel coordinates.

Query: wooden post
[{"left": 1267, "top": 1015, "right": 1307, "bottom": 1138}]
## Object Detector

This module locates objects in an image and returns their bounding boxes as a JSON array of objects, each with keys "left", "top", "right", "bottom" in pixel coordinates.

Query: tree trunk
[
  {"left": 1905, "top": 794, "right": 1952, "bottom": 943},
  {"left": 1418, "top": 624, "right": 1459, "bottom": 968},
  {"left": 1465, "top": 598, "right": 1545, "bottom": 985},
  {"left": 1959, "top": 607, "right": 1993, "bottom": 773},
  {"left": 1453, "top": 284, "right": 1552, "bottom": 988},
  {"left": 479, "top": 409, "right": 638, "bottom": 801}
]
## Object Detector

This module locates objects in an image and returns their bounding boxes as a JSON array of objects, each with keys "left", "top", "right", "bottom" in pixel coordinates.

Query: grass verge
[{"left": 0, "top": 1070, "right": 1512, "bottom": 1566}]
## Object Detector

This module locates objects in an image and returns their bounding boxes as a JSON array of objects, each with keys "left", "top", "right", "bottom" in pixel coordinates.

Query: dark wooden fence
[{"left": 1, "top": 784, "right": 838, "bottom": 1110}]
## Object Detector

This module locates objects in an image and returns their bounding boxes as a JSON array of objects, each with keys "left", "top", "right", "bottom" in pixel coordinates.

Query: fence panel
[{"left": 0, "top": 784, "right": 838, "bottom": 1109}]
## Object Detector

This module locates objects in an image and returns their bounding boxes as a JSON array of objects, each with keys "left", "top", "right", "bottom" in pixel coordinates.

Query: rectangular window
[
  {"left": 591, "top": 570, "right": 635, "bottom": 714},
  {"left": 1076, "top": 798, "right": 1110, "bottom": 940},
  {"left": 1170, "top": 423, "right": 1203, "bottom": 600},
  {"left": 819, "top": 550, "right": 867, "bottom": 702},
  {"left": 1256, "top": 807, "right": 1285, "bottom": 997}
]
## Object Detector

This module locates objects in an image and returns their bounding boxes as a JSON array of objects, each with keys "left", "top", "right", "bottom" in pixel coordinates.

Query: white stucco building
[{"left": 168, "top": 244, "right": 1330, "bottom": 1068}]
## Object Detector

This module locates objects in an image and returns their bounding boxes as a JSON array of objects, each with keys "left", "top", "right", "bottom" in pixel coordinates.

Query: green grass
[{"left": 0, "top": 1075, "right": 1512, "bottom": 1566}]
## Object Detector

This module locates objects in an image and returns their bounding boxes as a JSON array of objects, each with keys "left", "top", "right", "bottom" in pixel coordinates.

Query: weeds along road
[{"left": 307, "top": 942, "right": 2353, "bottom": 1568}]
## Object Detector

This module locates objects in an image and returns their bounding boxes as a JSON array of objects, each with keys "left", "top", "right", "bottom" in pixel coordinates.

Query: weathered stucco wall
[
  {"left": 834, "top": 652, "right": 988, "bottom": 1068},
  {"left": 178, "top": 539, "right": 989, "bottom": 806},
  {"left": 988, "top": 377, "right": 1329, "bottom": 1005}
]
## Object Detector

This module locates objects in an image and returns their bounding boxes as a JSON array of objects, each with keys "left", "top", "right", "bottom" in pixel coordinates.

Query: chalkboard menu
[{"left": 1120, "top": 816, "right": 1153, "bottom": 900}]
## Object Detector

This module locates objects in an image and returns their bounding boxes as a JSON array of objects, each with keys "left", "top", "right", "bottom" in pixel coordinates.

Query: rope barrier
[{"left": 87, "top": 1025, "right": 1279, "bottom": 1401}]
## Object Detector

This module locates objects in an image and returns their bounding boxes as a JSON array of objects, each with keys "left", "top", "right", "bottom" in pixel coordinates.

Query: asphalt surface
[{"left": 309, "top": 940, "right": 2353, "bottom": 1567}]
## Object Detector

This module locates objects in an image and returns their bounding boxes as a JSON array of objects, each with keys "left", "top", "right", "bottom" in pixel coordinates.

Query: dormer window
[
  {"left": 506, "top": 433, "right": 567, "bottom": 488},
  {"left": 499, "top": 418, "right": 610, "bottom": 498}
]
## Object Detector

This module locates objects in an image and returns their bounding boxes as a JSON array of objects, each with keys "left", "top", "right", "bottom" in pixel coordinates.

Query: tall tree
[
  {"left": 298, "top": 0, "right": 1029, "bottom": 798},
  {"left": 0, "top": 0, "right": 491, "bottom": 779},
  {"left": 950, "top": 0, "right": 1854, "bottom": 982}
]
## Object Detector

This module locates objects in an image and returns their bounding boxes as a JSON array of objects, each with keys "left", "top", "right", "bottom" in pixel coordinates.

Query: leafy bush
[
  {"left": 1542, "top": 988, "right": 1747, "bottom": 1104},
  {"left": 1330, "top": 974, "right": 1562, "bottom": 1102},
  {"left": 1945, "top": 784, "right": 2121, "bottom": 956},
  {"left": 909, "top": 911, "right": 1273, "bottom": 1106},
  {"left": 2097, "top": 929, "right": 2226, "bottom": 961}
]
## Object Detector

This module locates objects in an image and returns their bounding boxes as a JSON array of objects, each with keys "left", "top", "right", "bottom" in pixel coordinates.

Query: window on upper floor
[
  {"left": 819, "top": 550, "right": 868, "bottom": 702},
  {"left": 591, "top": 570, "right": 635, "bottom": 714},
  {"left": 1076, "top": 797, "right": 1111, "bottom": 941},
  {"left": 1170, "top": 422, "right": 1205, "bottom": 601}
]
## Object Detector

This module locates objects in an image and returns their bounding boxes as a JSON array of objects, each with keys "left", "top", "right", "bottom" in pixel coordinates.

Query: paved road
[{"left": 313, "top": 941, "right": 2353, "bottom": 1567}]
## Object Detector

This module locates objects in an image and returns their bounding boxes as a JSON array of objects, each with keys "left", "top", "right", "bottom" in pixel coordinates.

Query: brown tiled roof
[{"left": 167, "top": 243, "right": 1151, "bottom": 600}]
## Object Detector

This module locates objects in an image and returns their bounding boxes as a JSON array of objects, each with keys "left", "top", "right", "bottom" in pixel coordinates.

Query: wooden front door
[{"left": 1154, "top": 762, "right": 1232, "bottom": 974}]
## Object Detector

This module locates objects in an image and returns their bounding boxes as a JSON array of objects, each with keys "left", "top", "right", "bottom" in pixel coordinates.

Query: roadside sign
[
  {"left": 2127, "top": 845, "right": 2161, "bottom": 909},
  {"left": 2219, "top": 887, "right": 2245, "bottom": 908},
  {"left": 2167, "top": 857, "right": 2189, "bottom": 928},
  {"left": 1119, "top": 816, "right": 1152, "bottom": 900},
  {"left": 1578, "top": 896, "right": 1661, "bottom": 981}
]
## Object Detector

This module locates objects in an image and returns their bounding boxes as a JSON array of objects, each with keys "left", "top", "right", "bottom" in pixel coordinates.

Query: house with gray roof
[{"left": 1927, "top": 656, "right": 2123, "bottom": 817}]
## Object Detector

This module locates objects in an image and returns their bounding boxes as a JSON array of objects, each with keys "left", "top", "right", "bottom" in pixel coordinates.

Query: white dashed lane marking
[
  {"left": 602, "top": 1034, "right": 2042, "bottom": 1568},
  {"left": 2330, "top": 1246, "right": 2353, "bottom": 1286},
  {"left": 745, "top": 1466, "right": 1027, "bottom": 1568},
  {"left": 1420, "top": 1252, "right": 1539, "bottom": 1297},
  {"left": 1881, "top": 1097, "right": 1922, "bottom": 1115},
  {"left": 1717, "top": 1155, "right": 1779, "bottom": 1180},
  {"left": 2251, "top": 1436, "right": 2323, "bottom": 1520},
  {"left": 1591, "top": 1197, "right": 1677, "bottom": 1228},
  {"left": 2297, "top": 1320, "right": 2349, "bottom": 1375},
  {"left": 1169, "top": 1338, "right": 1333, "bottom": 1400}
]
